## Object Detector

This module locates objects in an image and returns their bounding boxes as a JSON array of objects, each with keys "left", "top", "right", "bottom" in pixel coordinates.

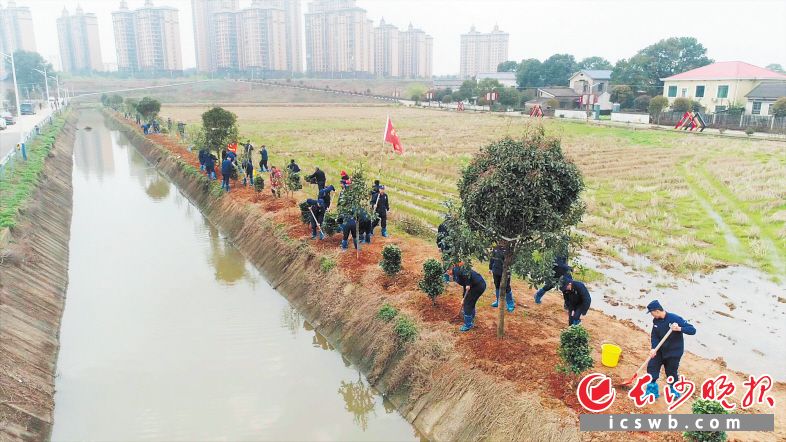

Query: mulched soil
[{"left": 134, "top": 122, "right": 785, "bottom": 442}]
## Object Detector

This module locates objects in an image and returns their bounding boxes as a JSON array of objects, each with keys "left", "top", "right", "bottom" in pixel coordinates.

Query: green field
[{"left": 162, "top": 104, "right": 786, "bottom": 277}]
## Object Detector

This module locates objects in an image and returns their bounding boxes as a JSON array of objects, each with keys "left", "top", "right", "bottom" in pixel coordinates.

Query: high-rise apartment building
[
  {"left": 373, "top": 18, "right": 398, "bottom": 78},
  {"left": 237, "top": 3, "right": 287, "bottom": 72},
  {"left": 255, "top": 0, "right": 302, "bottom": 73},
  {"left": 192, "top": 0, "right": 298, "bottom": 74},
  {"left": 460, "top": 25, "right": 509, "bottom": 79},
  {"left": 0, "top": 1, "right": 36, "bottom": 79},
  {"left": 191, "top": 0, "right": 238, "bottom": 72},
  {"left": 304, "top": 0, "right": 374, "bottom": 77},
  {"left": 57, "top": 6, "right": 103, "bottom": 73},
  {"left": 399, "top": 23, "right": 432, "bottom": 79},
  {"left": 112, "top": 0, "right": 182, "bottom": 73}
]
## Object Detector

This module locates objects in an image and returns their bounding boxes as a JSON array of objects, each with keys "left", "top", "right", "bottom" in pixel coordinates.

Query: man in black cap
[
  {"left": 644, "top": 300, "right": 697, "bottom": 400},
  {"left": 560, "top": 277, "right": 591, "bottom": 326}
]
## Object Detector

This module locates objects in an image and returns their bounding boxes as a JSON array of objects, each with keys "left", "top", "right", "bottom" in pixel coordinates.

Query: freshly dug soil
[
  {"left": 109, "top": 110, "right": 786, "bottom": 442},
  {"left": 0, "top": 113, "right": 76, "bottom": 441}
]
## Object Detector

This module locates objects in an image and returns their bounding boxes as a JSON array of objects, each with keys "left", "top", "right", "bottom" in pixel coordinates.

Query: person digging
[
  {"left": 644, "top": 300, "right": 697, "bottom": 400},
  {"left": 560, "top": 276, "right": 591, "bottom": 326},
  {"left": 451, "top": 264, "right": 487, "bottom": 332}
]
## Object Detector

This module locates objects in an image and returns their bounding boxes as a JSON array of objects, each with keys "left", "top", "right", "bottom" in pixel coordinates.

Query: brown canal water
[{"left": 52, "top": 110, "right": 421, "bottom": 441}]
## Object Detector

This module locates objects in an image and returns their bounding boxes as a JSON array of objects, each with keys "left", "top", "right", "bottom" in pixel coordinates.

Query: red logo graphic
[
  {"left": 628, "top": 374, "right": 656, "bottom": 408},
  {"left": 741, "top": 375, "right": 776, "bottom": 409},
  {"left": 577, "top": 373, "right": 616, "bottom": 412},
  {"left": 702, "top": 374, "right": 736, "bottom": 410},
  {"left": 664, "top": 375, "right": 695, "bottom": 411}
]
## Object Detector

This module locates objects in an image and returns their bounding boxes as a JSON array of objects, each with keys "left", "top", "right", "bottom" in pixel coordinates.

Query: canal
[{"left": 52, "top": 110, "right": 419, "bottom": 441}]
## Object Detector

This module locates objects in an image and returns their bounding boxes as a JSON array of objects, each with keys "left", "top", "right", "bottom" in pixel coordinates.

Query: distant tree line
[{"left": 498, "top": 36, "right": 716, "bottom": 98}]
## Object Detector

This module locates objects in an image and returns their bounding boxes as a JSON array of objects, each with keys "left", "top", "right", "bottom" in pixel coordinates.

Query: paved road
[{"left": 0, "top": 105, "right": 55, "bottom": 159}]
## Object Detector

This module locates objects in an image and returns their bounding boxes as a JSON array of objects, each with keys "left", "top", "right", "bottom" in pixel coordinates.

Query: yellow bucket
[{"left": 601, "top": 343, "right": 622, "bottom": 368}]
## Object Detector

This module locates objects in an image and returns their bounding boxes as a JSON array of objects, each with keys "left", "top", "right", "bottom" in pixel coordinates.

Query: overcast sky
[{"left": 25, "top": 0, "right": 786, "bottom": 74}]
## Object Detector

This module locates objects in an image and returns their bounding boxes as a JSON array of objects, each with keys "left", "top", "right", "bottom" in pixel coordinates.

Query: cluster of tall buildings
[
  {"left": 304, "top": 0, "right": 431, "bottom": 78},
  {"left": 460, "top": 25, "right": 509, "bottom": 79},
  {"left": 112, "top": 0, "right": 182, "bottom": 73},
  {"left": 4, "top": 1, "right": 511, "bottom": 80},
  {"left": 192, "top": 0, "right": 302, "bottom": 74}
]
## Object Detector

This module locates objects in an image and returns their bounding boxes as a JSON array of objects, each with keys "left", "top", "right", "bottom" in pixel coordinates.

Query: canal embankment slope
[
  {"left": 0, "top": 113, "right": 76, "bottom": 441},
  {"left": 103, "top": 110, "right": 582, "bottom": 441}
]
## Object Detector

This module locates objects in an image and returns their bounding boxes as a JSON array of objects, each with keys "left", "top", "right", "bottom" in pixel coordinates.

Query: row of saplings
[{"left": 292, "top": 131, "right": 728, "bottom": 442}]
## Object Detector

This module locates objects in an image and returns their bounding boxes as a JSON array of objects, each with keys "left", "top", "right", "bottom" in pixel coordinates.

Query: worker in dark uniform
[
  {"left": 259, "top": 145, "right": 269, "bottom": 172},
  {"left": 306, "top": 167, "right": 327, "bottom": 190},
  {"left": 198, "top": 148, "right": 207, "bottom": 171},
  {"left": 560, "top": 277, "right": 591, "bottom": 326},
  {"left": 370, "top": 185, "right": 390, "bottom": 237},
  {"left": 288, "top": 159, "right": 301, "bottom": 174},
  {"left": 305, "top": 198, "right": 326, "bottom": 240},
  {"left": 340, "top": 216, "right": 359, "bottom": 250},
  {"left": 359, "top": 211, "right": 373, "bottom": 244},
  {"left": 319, "top": 185, "right": 336, "bottom": 210},
  {"left": 451, "top": 264, "right": 487, "bottom": 332},
  {"left": 645, "top": 300, "right": 697, "bottom": 400},
  {"left": 489, "top": 245, "right": 514, "bottom": 312},
  {"left": 242, "top": 158, "right": 254, "bottom": 186},
  {"left": 205, "top": 152, "right": 217, "bottom": 180},
  {"left": 534, "top": 255, "right": 572, "bottom": 304},
  {"left": 221, "top": 156, "right": 234, "bottom": 192}
]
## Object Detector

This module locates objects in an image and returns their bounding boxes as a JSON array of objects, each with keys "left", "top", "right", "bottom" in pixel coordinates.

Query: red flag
[
  {"left": 383, "top": 116, "right": 404, "bottom": 154},
  {"left": 227, "top": 142, "right": 238, "bottom": 153}
]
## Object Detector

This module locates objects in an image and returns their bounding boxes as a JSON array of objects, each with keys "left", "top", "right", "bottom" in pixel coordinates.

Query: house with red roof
[{"left": 661, "top": 61, "right": 786, "bottom": 113}]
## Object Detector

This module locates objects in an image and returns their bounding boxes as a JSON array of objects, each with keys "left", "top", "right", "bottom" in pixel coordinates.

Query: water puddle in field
[
  {"left": 578, "top": 246, "right": 786, "bottom": 381},
  {"left": 52, "top": 110, "right": 421, "bottom": 441}
]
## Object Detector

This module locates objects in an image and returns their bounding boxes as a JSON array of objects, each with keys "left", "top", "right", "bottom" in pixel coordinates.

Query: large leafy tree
[
  {"left": 136, "top": 96, "right": 161, "bottom": 119},
  {"left": 515, "top": 58, "right": 544, "bottom": 88},
  {"left": 577, "top": 56, "right": 613, "bottom": 70},
  {"left": 455, "top": 79, "right": 478, "bottom": 101},
  {"left": 497, "top": 60, "right": 519, "bottom": 72},
  {"left": 612, "top": 37, "right": 712, "bottom": 94},
  {"left": 201, "top": 107, "right": 238, "bottom": 155},
  {"left": 455, "top": 130, "right": 585, "bottom": 337},
  {"left": 541, "top": 54, "right": 577, "bottom": 86},
  {"left": 766, "top": 63, "right": 785, "bottom": 73},
  {"left": 6, "top": 51, "right": 54, "bottom": 95}
]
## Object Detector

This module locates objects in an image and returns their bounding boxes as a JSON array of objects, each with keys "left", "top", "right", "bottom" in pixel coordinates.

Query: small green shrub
[
  {"left": 319, "top": 256, "right": 336, "bottom": 273},
  {"left": 393, "top": 315, "right": 418, "bottom": 343},
  {"left": 254, "top": 175, "right": 265, "bottom": 192},
  {"left": 376, "top": 303, "right": 398, "bottom": 322},
  {"left": 380, "top": 244, "right": 402, "bottom": 276},
  {"left": 557, "top": 325, "right": 593, "bottom": 374},
  {"left": 299, "top": 201, "right": 312, "bottom": 224},
  {"left": 286, "top": 171, "right": 302, "bottom": 192},
  {"left": 683, "top": 399, "right": 729, "bottom": 442},
  {"left": 397, "top": 215, "right": 432, "bottom": 238},
  {"left": 418, "top": 258, "right": 446, "bottom": 305},
  {"left": 322, "top": 212, "right": 340, "bottom": 236},
  {"left": 745, "top": 127, "right": 755, "bottom": 136}
]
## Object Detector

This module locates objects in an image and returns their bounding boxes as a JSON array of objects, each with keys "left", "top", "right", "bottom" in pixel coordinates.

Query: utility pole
[
  {"left": 0, "top": 51, "right": 22, "bottom": 117},
  {"left": 34, "top": 66, "right": 51, "bottom": 105}
]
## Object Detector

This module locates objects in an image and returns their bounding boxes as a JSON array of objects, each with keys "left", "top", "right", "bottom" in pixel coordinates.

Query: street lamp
[
  {"left": 33, "top": 66, "right": 50, "bottom": 105},
  {"left": 0, "top": 51, "right": 22, "bottom": 117},
  {"left": 48, "top": 75, "right": 61, "bottom": 107}
]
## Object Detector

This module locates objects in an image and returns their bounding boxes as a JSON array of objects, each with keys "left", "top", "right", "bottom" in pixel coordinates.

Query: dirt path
[
  {"left": 133, "top": 122, "right": 784, "bottom": 441},
  {"left": 0, "top": 116, "right": 76, "bottom": 440}
]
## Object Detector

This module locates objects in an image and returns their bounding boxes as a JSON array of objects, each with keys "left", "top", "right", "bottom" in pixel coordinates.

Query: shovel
[{"left": 620, "top": 328, "right": 673, "bottom": 386}]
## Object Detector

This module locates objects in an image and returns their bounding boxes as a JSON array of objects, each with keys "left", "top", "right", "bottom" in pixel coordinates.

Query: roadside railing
[{"left": 0, "top": 107, "right": 63, "bottom": 181}]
